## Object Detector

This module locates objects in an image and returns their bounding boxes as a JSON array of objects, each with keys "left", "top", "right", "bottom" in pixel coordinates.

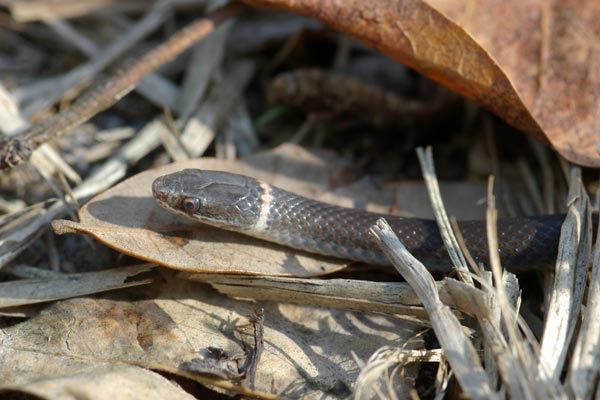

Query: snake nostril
[{"left": 152, "top": 178, "right": 164, "bottom": 198}]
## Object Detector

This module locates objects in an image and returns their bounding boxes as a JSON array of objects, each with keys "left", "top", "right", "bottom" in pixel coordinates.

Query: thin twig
[
  {"left": 0, "top": 1, "right": 246, "bottom": 170},
  {"left": 244, "top": 307, "right": 265, "bottom": 390}
]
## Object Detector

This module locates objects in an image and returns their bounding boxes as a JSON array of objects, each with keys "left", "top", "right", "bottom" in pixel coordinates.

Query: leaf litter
[{"left": 0, "top": 1, "right": 598, "bottom": 399}]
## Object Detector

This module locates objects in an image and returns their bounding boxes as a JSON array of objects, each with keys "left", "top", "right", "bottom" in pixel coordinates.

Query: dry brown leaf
[
  {"left": 241, "top": 0, "right": 600, "bottom": 167},
  {"left": 0, "top": 269, "right": 420, "bottom": 397},
  {"left": 53, "top": 144, "right": 358, "bottom": 277}
]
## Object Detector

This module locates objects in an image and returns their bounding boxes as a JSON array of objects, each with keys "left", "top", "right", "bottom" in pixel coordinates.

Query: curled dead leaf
[{"left": 241, "top": 0, "right": 600, "bottom": 167}]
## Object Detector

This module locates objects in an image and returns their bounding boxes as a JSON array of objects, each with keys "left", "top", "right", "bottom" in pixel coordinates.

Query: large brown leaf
[
  {"left": 53, "top": 143, "right": 496, "bottom": 276},
  {"left": 241, "top": 0, "right": 600, "bottom": 167},
  {"left": 0, "top": 269, "right": 419, "bottom": 398}
]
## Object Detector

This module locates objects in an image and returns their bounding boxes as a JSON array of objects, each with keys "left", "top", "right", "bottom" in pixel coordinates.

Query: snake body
[{"left": 152, "top": 169, "right": 584, "bottom": 272}]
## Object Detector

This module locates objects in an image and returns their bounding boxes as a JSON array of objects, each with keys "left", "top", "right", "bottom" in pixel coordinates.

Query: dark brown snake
[{"left": 152, "top": 169, "right": 596, "bottom": 272}]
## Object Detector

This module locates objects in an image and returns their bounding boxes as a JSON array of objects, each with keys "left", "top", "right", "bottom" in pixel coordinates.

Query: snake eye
[{"left": 182, "top": 198, "right": 201, "bottom": 213}]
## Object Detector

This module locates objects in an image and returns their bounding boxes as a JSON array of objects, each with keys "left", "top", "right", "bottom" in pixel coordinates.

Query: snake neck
[{"left": 249, "top": 184, "right": 391, "bottom": 264}]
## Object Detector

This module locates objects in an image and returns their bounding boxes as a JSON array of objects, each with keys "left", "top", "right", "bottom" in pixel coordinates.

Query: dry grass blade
[
  {"left": 179, "top": 60, "right": 256, "bottom": 158},
  {"left": 483, "top": 177, "right": 554, "bottom": 399},
  {"left": 177, "top": 18, "right": 231, "bottom": 122},
  {"left": 568, "top": 212, "right": 600, "bottom": 398},
  {"left": 360, "top": 156, "right": 598, "bottom": 398},
  {"left": 538, "top": 167, "right": 592, "bottom": 380},
  {"left": 369, "top": 219, "right": 496, "bottom": 400},
  {"left": 416, "top": 147, "right": 472, "bottom": 284}
]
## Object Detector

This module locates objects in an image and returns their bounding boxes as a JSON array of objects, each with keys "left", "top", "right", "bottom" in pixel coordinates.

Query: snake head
[{"left": 152, "top": 169, "right": 261, "bottom": 230}]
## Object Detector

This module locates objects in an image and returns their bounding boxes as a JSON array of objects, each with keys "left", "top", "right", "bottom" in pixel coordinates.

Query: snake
[{"left": 152, "top": 169, "right": 592, "bottom": 272}]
